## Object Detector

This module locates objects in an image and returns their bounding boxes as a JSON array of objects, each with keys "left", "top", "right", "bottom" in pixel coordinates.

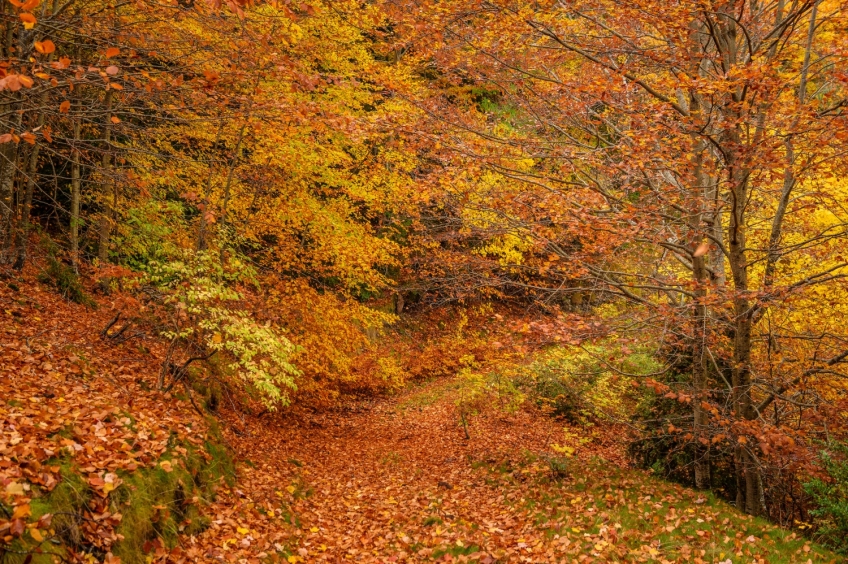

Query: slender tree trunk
[
  {"left": 12, "top": 117, "right": 43, "bottom": 270},
  {"left": 98, "top": 90, "right": 114, "bottom": 262},
  {"left": 197, "top": 121, "right": 226, "bottom": 252},
  {"left": 71, "top": 119, "right": 81, "bottom": 272},
  {"left": 0, "top": 103, "right": 23, "bottom": 264}
]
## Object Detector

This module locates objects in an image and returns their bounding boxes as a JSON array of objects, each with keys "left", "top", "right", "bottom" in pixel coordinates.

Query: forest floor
[
  {"left": 195, "top": 379, "right": 838, "bottom": 563},
  {"left": 0, "top": 273, "right": 840, "bottom": 563}
]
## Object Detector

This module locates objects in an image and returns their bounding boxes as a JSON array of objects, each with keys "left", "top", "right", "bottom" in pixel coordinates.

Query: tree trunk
[
  {"left": 12, "top": 125, "right": 42, "bottom": 270},
  {"left": 71, "top": 119, "right": 81, "bottom": 272},
  {"left": 98, "top": 90, "right": 114, "bottom": 262},
  {"left": 0, "top": 101, "right": 22, "bottom": 263}
]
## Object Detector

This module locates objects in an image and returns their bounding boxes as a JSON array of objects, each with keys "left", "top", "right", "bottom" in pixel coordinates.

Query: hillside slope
[{"left": 0, "top": 270, "right": 840, "bottom": 563}]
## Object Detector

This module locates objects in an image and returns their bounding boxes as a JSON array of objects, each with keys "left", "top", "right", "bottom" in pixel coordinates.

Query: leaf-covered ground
[
  {"left": 0, "top": 276, "right": 840, "bottom": 563},
  {"left": 197, "top": 378, "right": 839, "bottom": 563}
]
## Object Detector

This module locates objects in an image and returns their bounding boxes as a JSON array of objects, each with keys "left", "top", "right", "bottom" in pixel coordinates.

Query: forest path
[
  {"left": 198, "top": 378, "right": 626, "bottom": 562},
  {"left": 193, "top": 379, "right": 826, "bottom": 563}
]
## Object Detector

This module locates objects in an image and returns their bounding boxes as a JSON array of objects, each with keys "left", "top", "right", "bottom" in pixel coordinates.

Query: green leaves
[{"left": 144, "top": 250, "right": 301, "bottom": 408}]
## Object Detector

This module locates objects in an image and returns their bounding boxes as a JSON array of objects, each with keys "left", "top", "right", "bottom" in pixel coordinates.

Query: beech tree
[{"left": 392, "top": 0, "right": 848, "bottom": 516}]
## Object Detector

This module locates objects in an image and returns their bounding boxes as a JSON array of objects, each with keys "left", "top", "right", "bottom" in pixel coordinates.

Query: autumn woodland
[{"left": 2, "top": 0, "right": 848, "bottom": 561}]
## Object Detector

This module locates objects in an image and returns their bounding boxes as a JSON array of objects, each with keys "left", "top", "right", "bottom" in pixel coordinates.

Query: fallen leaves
[{"left": 0, "top": 272, "right": 221, "bottom": 560}]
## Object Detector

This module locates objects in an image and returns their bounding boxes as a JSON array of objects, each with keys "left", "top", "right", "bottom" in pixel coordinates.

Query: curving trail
[
  {"left": 191, "top": 380, "right": 827, "bottom": 563},
  {"left": 192, "top": 379, "right": 628, "bottom": 563}
]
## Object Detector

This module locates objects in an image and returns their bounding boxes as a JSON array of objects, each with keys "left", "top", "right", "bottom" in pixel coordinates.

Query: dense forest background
[{"left": 2, "top": 0, "right": 848, "bottom": 562}]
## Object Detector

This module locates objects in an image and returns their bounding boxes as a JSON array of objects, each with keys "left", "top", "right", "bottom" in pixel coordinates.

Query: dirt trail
[{"left": 195, "top": 380, "right": 629, "bottom": 563}]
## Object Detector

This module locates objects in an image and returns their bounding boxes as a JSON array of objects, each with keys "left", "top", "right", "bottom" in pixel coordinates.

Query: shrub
[
  {"left": 143, "top": 250, "right": 301, "bottom": 408},
  {"left": 515, "top": 343, "right": 657, "bottom": 424},
  {"left": 803, "top": 442, "right": 848, "bottom": 553}
]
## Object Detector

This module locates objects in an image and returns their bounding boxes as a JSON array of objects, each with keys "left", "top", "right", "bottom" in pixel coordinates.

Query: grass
[
  {"left": 396, "top": 378, "right": 462, "bottom": 412},
  {"left": 473, "top": 453, "right": 840, "bottom": 563},
  {"left": 3, "top": 430, "right": 234, "bottom": 564}
]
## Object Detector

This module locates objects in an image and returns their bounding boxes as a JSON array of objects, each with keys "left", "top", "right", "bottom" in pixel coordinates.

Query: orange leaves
[
  {"left": 19, "top": 12, "right": 36, "bottom": 29},
  {"left": 34, "top": 39, "right": 55, "bottom": 54},
  {"left": 0, "top": 277, "right": 234, "bottom": 561},
  {"left": 8, "top": 0, "right": 40, "bottom": 10},
  {"left": 50, "top": 56, "right": 70, "bottom": 70},
  {"left": 0, "top": 73, "right": 34, "bottom": 92},
  {"left": 693, "top": 242, "right": 710, "bottom": 258},
  {"left": 105, "top": 47, "right": 120, "bottom": 58},
  {"left": 59, "top": 100, "right": 70, "bottom": 113},
  {"left": 110, "top": 115, "right": 121, "bottom": 124}
]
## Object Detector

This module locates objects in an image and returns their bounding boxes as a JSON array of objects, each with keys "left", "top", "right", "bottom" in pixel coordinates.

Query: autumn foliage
[{"left": 2, "top": 0, "right": 848, "bottom": 561}]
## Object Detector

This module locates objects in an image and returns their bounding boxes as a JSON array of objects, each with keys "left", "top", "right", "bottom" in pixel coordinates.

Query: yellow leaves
[
  {"left": 551, "top": 443, "right": 575, "bottom": 456},
  {"left": 236, "top": 526, "right": 250, "bottom": 535},
  {"left": 159, "top": 460, "right": 174, "bottom": 472},
  {"left": 19, "top": 12, "right": 36, "bottom": 29},
  {"left": 11, "top": 503, "right": 31, "bottom": 520}
]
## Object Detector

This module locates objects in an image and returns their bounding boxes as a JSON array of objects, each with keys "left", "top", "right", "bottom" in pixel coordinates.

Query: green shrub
[
  {"left": 803, "top": 442, "right": 848, "bottom": 553},
  {"left": 515, "top": 343, "right": 658, "bottom": 424}
]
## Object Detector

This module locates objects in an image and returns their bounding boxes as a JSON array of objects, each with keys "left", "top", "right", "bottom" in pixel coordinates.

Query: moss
[
  {"left": 112, "top": 463, "right": 193, "bottom": 563},
  {"left": 37, "top": 251, "right": 96, "bottom": 307},
  {"left": 112, "top": 440, "right": 233, "bottom": 563},
  {"left": 0, "top": 464, "right": 91, "bottom": 564},
  {"left": 2, "top": 435, "right": 233, "bottom": 564}
]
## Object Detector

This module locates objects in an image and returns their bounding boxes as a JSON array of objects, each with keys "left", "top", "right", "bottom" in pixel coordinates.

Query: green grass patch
[
  {"left": 472, "top": 455, "right": 840, "bottom": 563},
  {"left": 396, "top": 378, "right": 461, "bottom": 411}
]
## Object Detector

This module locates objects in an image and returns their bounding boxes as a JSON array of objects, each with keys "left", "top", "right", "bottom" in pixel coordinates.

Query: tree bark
[
  {"left": 71, "top": 118, "right": 81, "bottom": 272},
  {"left": 98, "top": 89, "right": 114, "bottom": 262}
]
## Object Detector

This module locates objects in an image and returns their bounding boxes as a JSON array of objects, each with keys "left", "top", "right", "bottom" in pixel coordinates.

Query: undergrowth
[{"left": 1, "top": 427, "right": 234, "bottom": 564}]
